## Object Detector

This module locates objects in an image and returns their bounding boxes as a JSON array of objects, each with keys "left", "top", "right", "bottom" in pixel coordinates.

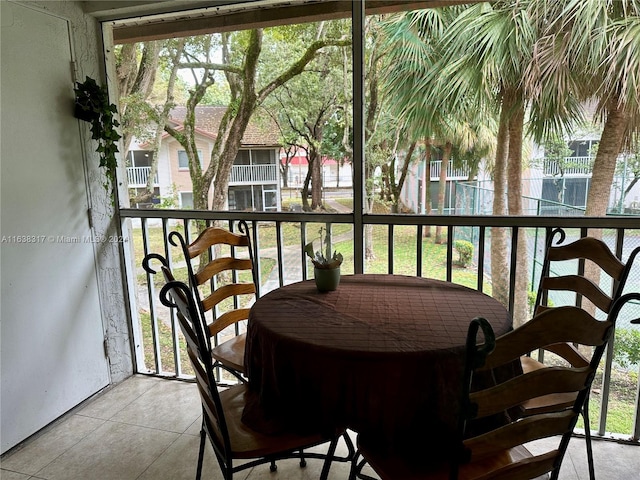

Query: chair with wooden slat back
[
  {"left": 524, "top": 227, "right": 640, "bottom": 479},
  {"left": 169, "top": 220, "right": 258, "bottom": 383},
  {"left": 159, "top": 278, "right": 353, "bottom": 480},
  {"left": 351, "top": 297, "right": 636, "bottom": 480}
]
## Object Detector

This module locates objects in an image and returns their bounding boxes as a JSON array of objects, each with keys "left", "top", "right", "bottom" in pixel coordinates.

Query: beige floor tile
[
  {"left": 77, "top": 375, "right": 162, "bottom": 420},
  {"left": 109, "top": 379, "right": 201, "bottom": 433},
  {"left": 4, "top": 375, "right": 639, "bottom": 480},
  {"left": 184, "top": 416, "right": 203, "bottom": 436},
  {"left": 566, "top": 437, "right": 640, "bottom": 480},
  {"left": 137, "top": 433, "right": 222, "bottom": 480},
  {"left": 34, "top": 421, "right": 178, "bottom": 480},
  {"left": 0, "top": 415, "right": 105, "bottom": 475},
  {"left": 0, "top": 469, "right": 32, "bottom": 479}
]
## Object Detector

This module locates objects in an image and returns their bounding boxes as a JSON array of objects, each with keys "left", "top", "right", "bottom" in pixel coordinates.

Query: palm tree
[
  {"left": 381, "top": 8, "right": 496, "bottom": 244},
  {"left": 525, "top": 0, "right": 640, "bottom": 324},
  {"left": 526, "top": 0, "right": 640, "bottom": 218},
  {"left": 382, "top": 2, "right": 538, "bottom": 325}
]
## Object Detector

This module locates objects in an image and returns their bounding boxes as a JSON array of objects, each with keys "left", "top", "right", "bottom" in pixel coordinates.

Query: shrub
[
  {"left": 614, "top": 328, "right": 640, "bottom": 369},
  {"left": 454, "top": 240, "right": 473, "bottom": 267}
]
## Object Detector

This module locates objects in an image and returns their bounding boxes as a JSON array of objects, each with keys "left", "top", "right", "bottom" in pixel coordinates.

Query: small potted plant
[{"left": 305, "top": 227, "right": 343, "bottom": 292}]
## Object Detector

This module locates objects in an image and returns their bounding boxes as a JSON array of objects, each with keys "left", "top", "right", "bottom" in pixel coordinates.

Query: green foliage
[
  {"left": 74, "top": 77, "right": 122, "bottom": 191},
  {"left": 158, "top": 184, "right": 179, "bottom": 209},
  {"left": 614, "top": 328, "right": 640, "bottom": 369},
  {"left": 454, "top": 240, "right": 473, "bottom": 267},
  {"left": 527, "top": 286, "right": 554, "bottom": 315},
  {"left": 541, "top": 134, "right": 573, "bottom": 168}
]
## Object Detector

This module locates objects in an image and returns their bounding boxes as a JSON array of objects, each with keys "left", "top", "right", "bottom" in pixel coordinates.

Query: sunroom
[{"left": 2, "top": 1, "right": 639, "bottom": 479}]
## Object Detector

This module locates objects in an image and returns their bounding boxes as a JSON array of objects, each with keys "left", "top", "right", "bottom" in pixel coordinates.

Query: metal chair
[
  {"left": 159, "top": 279, "right": 353, "bottom": 480},
  {"left": 524, "top": 227, "right": 640, "bottom": 480},
  {"left": 169, "top": 220, "right": 258, "bottom": 382},
  {"left": 351, "top": 297, "right": 634, "bottom": 480}
]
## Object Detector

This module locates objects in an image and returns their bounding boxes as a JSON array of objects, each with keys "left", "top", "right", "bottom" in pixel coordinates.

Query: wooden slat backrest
[
  {"left": 195, "top": 257, "right": 255, "bottom": 287},
  {"left": 469, "top": 451, "right": 559, "bottom": 480},
  {"left": 535, "top": 228, "right": 640, "bottom": 317},
  {"left": 168, "top": 221, "right": 258, "bottom": 340},
  {"left": 201, "top": 283, "right": 255, "bottom": 313},
  {"left": 539, "top": 275, "right": 613, "bottom": 313},
  {"left": 464, "top": 411, "right": 575, "bottom": 461},
  {"left": 457, "top": 304, "right": 622, "bottom": 479},
  {"left": 186, "top": 227, "right": 250, "bottom": 259},
  {"left": 208, "top": 308, "right": 252, "bottom": 336},
  {"left": 545, "top": 236, "right": 625, "bottom": 280},
  {"left": 472, "top": 367, "right": 591, "bottom": 418},
  {"left": 482, "top": 306, "right": 611, "bottom": 368}
]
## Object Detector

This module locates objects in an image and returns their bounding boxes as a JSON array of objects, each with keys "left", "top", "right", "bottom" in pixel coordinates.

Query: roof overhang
[{"left": 105, "top": 0, "right": 481, "bottom": 44}]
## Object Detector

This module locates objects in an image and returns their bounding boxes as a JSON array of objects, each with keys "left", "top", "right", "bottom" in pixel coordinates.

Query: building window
[
  {"left": 235, "top": 150, "right": 250, "bottom": 165},
  {"left": 568, "top": 140, "right": 597, "bottom": 158},
  {"left": 178, "top": 150, "right": 203, "bottom": 170},
  {"left": 228, "top": 184, "right": 278, "bottom": 212},
  {"left": 252, "top": 149, "right": 273, "bottom": 165},
  {"left": 127, "top": 150, "right": 153, "bottom": 167},
  {"left": 180, "top": 192, "right": 194, "bottom": 209}
]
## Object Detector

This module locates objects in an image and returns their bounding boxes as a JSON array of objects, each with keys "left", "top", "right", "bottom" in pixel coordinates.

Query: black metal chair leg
[
  {"left": 269, "top": 459, "right": 277, "bottom": 472},
  {"left": 299, "top": 449, "right": 307, "bottom": 467},
  {"left": 348, "top": 451, "right": 360, "bottom": 480},
  {"left": 320, "top": 437, "right": 339, "bottom": 480},
  {"left": 196, "top": 428, "right": 206, "bottom": 480},
  {"left": 583, "top": 398, "right": 596, "bottom": 480},
  {"left": 343, "top": 431, "right": 356, "bottom": 461}
]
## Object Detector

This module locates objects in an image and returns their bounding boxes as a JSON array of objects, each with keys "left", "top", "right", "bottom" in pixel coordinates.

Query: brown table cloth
[{"left": 243, "top": 274, "right": 513, "bottom": 456}]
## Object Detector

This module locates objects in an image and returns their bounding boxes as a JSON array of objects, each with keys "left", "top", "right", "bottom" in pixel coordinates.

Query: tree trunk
[
  {"left": 583, "top": 100, "right": 629, "bottom": 314},
  {"left": 392, "top": 140, "right": 416, "bottom": 211},
  {"left": 507, "top": 99, "right": 528, "bottom": 327},
  {"left": 209, "top": 30, "right": 262, "bottom": 212},
  {"left": 301, "top": 167, "right": 312, "bottom": 211},
  {"left": 310, "top": 147, "right": 323, "bottom": 210},
  {"left": 423, "top": 138, "right": 432, "bottom": 238},
  {"left": 586, "top": 102, "right": 628, "bottom": 217},
  {"left": 118, "top": 41, "right": 160, "bottom": 160},
  {"left": 364, "top": 159, "right": 376, "bottom": 260},
  {"left": 435, "top": 141, "right": 452, "bottom": 244},
  {"left": 281, "top": 163, "right": 289, "bottom": 188},
  {"left": 142, "top": 41, "right": 182, "bottom": 201},
  {"left": 490, "top": 96, "right": 511, "bottom": 309}
]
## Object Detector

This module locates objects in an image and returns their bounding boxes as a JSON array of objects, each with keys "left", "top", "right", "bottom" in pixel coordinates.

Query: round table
[{"left": 243, "top": 274, "right": 513, "bottom": 455}]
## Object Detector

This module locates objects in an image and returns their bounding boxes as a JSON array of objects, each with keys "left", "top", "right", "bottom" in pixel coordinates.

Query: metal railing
[
  {"left": 430, "top": 160, "right": 469, "bottom": 180},
  {"left": 126, "top": 166, "right": 158, "bottom": 187},
  {"left": 542, "top": 156, "right": 593, "bottom": 176},
  {"left": 230, "top": 164, "right": 278, "bottom": 184},
  {"left": 119, "top": 207, "right": 640, "bottom": 443}
]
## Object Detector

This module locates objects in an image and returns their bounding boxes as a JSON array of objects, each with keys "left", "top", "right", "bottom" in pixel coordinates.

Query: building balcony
[
  {"left": 429, "top": 160, "right": 470, "bottom": 181},
  {"left": 119, "top": 207, "right": 640, "bottom": 452},
  {"left": 127, "top": 166, "right": 159, "bottom": 188},
  {"left": 542, "top": 156, "right": 594, "bottom": 176},
  {"left": 230, "top": 164, "right": 278, "bottom": 185}
]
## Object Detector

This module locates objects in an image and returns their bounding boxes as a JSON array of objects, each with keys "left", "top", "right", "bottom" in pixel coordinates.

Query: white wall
[
  {"left": 25, "top": 0, "right": 133, "bottom": 383},
  {"left": 1, "top": 1, "right": 134, "bottom": 451}
]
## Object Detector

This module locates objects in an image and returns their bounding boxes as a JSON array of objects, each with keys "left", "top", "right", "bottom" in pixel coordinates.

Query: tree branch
[
  {"left": 177, "top": 62, "right": 243, "bottom": 75},
  {"left": 257, "top": 37, "right": 351, "bottom": 104}
]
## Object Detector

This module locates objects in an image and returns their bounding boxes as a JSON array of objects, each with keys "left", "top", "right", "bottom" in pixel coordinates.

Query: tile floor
[{"left": 1, "top": 375, "right": 638, "bottom": 480}]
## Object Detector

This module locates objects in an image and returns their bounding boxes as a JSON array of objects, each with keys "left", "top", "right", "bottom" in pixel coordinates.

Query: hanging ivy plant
[{"left": 74, "top": 76, "right": 121, "bottom": 192}]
